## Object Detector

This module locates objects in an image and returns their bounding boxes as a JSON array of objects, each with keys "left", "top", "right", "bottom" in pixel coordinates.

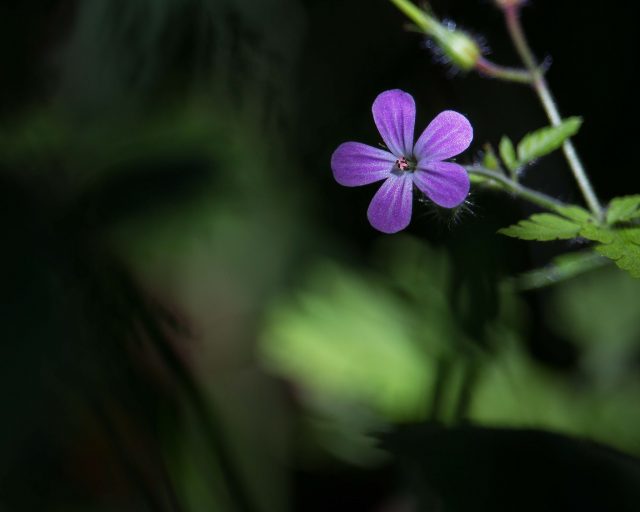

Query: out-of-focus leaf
[
  {"left": 259, "top": 261, "right": 442, "bottom": 464},
  {"left": 470, "top": 335, "right": 640, "bottom": 457},
  {"left": 498, "top": 213, "right": 582, "bottom": 241},
  {"left": 606, "top": 195, "right": 640, "bottom": 225},
  {"left": 546, "top": 265, "right": 640, "bottom": 384},
  {"left": 517, "top": 117, "right": 582, "bottom": 165},
  {"left": 260, "top": 262, "right": 432, "bottom": 422}
]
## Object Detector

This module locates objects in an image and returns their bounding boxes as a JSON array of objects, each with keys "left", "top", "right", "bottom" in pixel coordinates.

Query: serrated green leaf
[
  {"left": 606, "top": 195, "right": 640, "bottom": 225},
  {"left": 579, "top": 224, "right": 615, "bottom": 244},
  {"left": 499, "top": 136, "right": 518, "bottom": 172},
  {"left": 517, "top": 117, "right": 583, "bottom": 165},
  {"left": 593, "top": 228, "right": 640, "bottom": 278},
  {"left": 554, "top": 205, "right": 592, "bottom": 223},
  {"left": 498, "top": 213, "right": 582, "bottom": 241},
  {"left": 579, "top": 225, "right": 640, "bottom": 278}
]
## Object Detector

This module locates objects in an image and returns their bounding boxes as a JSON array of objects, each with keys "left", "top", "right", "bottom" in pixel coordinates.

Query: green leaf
[
  {"left": 499, "top": 136, "right": 518, "bottom": 172},
  {"left": 482, "top": 143, "right": 500, "bottom": 171},
  {"left": 517, "top": 117, "right": 583, "bottom": 165},
  {"left": 554, "top": 205, "right": 593, "bottom": 223},
  {"left": 260, "top": 262, "right": 433, "bottom": 422},
  {"left": 498, "top": 213, "right": 582, "bottom": 241},
  {"left": 592, "top": 228, "right": 640, "bottom": 278},
  {"left": 606, "top": 195, "right": 640, "bottom": 225},
  {"left": 579, "top": 224, "right": 615, "bottom": 244}
]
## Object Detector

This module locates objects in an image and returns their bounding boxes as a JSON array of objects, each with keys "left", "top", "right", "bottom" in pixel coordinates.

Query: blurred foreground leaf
[
  {"left": 261, "top": 262, "right": 431, "bottom": 423},
  {"left": 547, "top": 265, "right": 640, "bottom": 384}
]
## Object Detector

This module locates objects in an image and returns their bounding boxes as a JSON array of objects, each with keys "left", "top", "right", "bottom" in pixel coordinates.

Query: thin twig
[{"left": 502, "top": 5, "right": 604, "bottom": 220}]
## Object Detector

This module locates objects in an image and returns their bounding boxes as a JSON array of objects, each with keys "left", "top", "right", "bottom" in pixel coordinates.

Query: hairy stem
[
  {"left": 503, "top": 5, "right": 603, "bottom": 220},
  {"left": 466, "top": 165, "right": 567, "bottom": 213}
]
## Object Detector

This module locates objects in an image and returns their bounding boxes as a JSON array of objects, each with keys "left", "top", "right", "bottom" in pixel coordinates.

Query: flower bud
[
  {"left": 390, "top": 0, "right": 481, "bottom": 71},
  {"left": 434, "top": 29, "right": 481, "bottom": 71}
]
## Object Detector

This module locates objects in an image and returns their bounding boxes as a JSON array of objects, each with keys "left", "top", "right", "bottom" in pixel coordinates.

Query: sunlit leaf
[
  {"left": 517, "top": 117, "right": 582, "bottom": 165},
  {"left": 260, "top": 262, "right": 433, "bottom": 422}
]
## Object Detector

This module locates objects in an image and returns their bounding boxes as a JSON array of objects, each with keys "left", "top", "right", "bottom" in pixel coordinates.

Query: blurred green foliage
[
  {"left": 259, "top": 236, "right": 640, "bottom": 465},
  {"left": 4, "top": 0, "right": 640, "bottom": 509}
]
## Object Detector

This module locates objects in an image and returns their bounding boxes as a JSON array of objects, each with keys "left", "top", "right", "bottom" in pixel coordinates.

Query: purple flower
[{"left": 331, "top": 89, "right": 473, "bottom": 234}]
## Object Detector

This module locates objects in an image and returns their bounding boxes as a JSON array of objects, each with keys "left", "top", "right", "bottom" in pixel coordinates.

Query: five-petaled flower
[{"left": 331, "top": 89, "right": 473, "bottom": 233}]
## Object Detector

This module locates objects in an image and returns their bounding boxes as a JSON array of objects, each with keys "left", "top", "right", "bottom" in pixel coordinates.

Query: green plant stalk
[
  {"left": 390, "top": 0, "right": 443, "bottom": 36},
  {"left": 475, "top": 57, "right": 533, "bottom": 84},
  {"left": 511, "top": 251, "right": 610, "bottom": 290},
  {"left": 466, "top": 165, "right": 567, "bottom": 213},
  {"left": 503, "top": 6, "right": 604, "bottom": 220}
]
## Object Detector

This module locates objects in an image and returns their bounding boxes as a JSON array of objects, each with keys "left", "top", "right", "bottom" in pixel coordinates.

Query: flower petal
[
  {"left": 414, "top": 110, "right": 473, "bottom": 162},
  {"left": 367, "top": 173, "right": 413, "bottom": 234},
  {"left": 372, "top": 89, "right": 415, "bottom": 158},
  {"left": 413, "top": 161, "right": 470, "bottom": 208},
  {"left": 331, "top": 142, "right": 396, "bottom": 187}
]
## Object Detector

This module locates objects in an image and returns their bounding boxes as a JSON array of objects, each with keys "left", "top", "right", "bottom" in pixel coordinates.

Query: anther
[{"left": 396, "top": 157, "right": 410, "bottom": 171}]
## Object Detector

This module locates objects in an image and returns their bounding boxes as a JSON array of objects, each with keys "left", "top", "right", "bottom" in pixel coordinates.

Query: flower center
[{"left": 395, "top": 156, "right": 415, "bottom": 172}]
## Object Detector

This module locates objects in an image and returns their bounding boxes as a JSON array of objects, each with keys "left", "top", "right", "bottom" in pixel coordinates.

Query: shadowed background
[{"left": 2, "top": 1, "right": 640, "bottom": 511}]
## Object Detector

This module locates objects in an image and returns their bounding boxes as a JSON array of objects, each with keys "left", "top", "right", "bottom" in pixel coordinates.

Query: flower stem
[
  {"left": 466, "top": 165, "right": 568, "bottom": 213},
  {"left": 510, "top": 251, "right": 610, "bottom": 291},
  {"left": 389, "top": 0, "right": 441, "bottom": 35},
  {"left": 475, "top": 57, "right": 533, "bottom": 84},
  {"left": 502, "top": 5, "right": 604, "bottom": 220}
]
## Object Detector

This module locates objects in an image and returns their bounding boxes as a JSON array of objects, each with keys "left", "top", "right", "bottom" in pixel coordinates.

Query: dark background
[{"left": 2, "top": 1, "right": 640, "bottom": 511}]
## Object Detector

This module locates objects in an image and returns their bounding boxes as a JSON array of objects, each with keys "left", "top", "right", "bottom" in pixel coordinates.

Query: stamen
[{"left": 396, "top": 157, "right": 410, "bottom": 171}]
